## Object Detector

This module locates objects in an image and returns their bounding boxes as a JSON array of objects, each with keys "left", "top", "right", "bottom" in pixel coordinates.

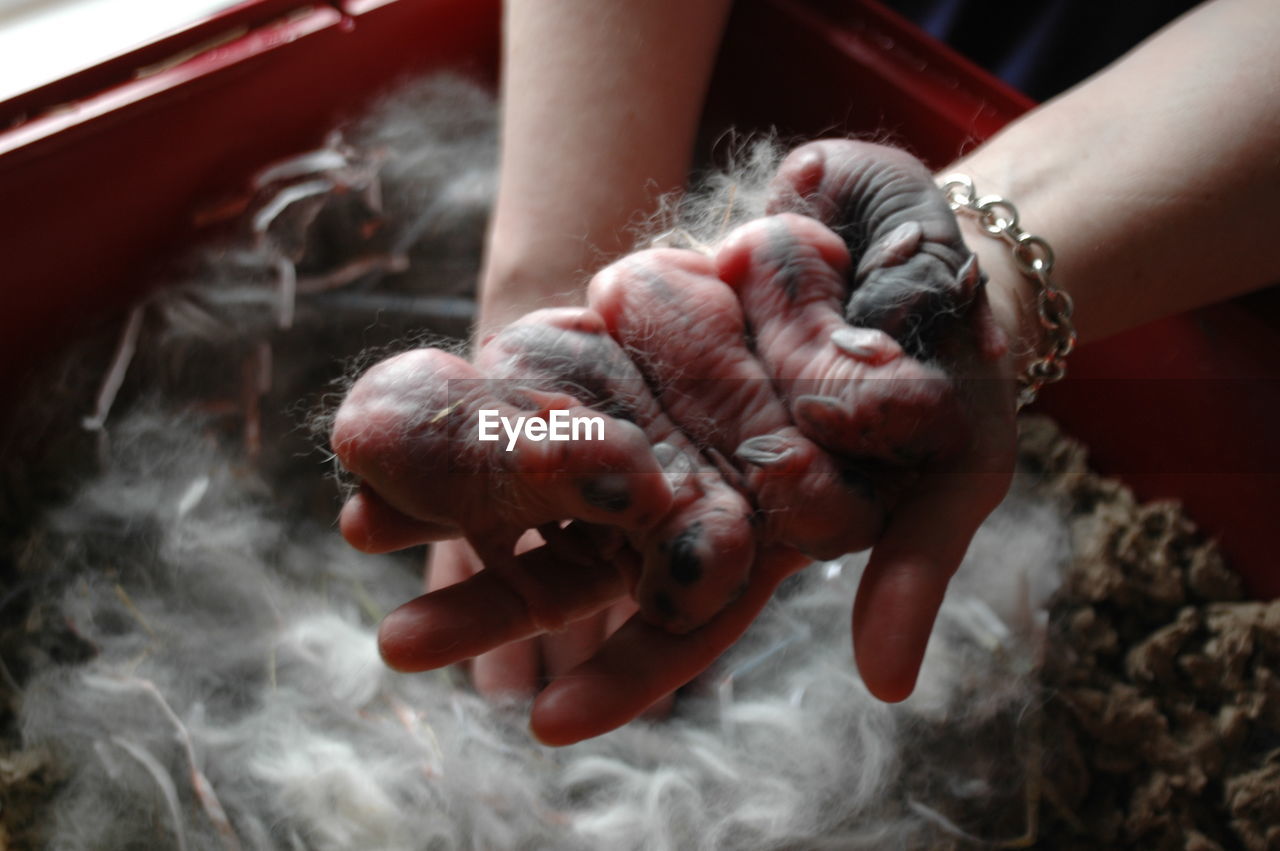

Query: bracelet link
[
  {"left": 1012, "top": 233, "right": 1054, "bottom": 276},
  {"left": 975, "top": 195, "right": 1018, "bottom": 235},
  {"left": 939, "top": 173, "right": 1076, "bottom": 409}
]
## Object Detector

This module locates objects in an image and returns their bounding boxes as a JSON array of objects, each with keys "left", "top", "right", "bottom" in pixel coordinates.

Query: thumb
[{"left": 852, "top": 468, "right": 1008, "bottom": 701}]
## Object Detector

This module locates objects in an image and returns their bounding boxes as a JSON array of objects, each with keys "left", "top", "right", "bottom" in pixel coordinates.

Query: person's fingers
[
  {"left": 602, "top": 597, "right": 639, "bottom": 635},
  {"left": 587, "top": 247, "right": 883, "bottom": 559},
  {"left": 380, "top": 523, "right": 639, "bottom": 673},
  {"left": 425, "top": 537, "right": 477, "bottom": 592},
  {"left": 379, "top": 541, "right": 630, "bottom": 673},
  {"left": 479, "top": 307, "right": 756, "bottom": 634},
  {"left": 597, "top": 598, "right": 675, "bottom": 718},
  {"left": 429, "top": 535, "right": 546, "bottom": 697},
  {"left": 331, "top": 347, "right": 672, "bottom": 537},
  {"left": 539, "top": 616, "right": 605, "bottom": 679},
  {"left": 472, "top": 640, "right": 542, "bottom": 698},
  {"left": 716, "top": 213, "right": 963, "bottom": 466},
  {"left": 529, "top": 546, "right": 811, "bottom": 745},
  {"left": 339, "top": 484, "right": 460, "bottom": 553},
  {"left": 522, "top": 526, "right": 614, "bottom": 683},
  {"left": 851, "top": 465, "right": 1011, "bottom": 703},
  {"left": 423, "top": 538, "right": 477, "bottom": 684}
]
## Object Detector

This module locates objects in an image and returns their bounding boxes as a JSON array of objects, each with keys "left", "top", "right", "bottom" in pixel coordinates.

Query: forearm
[
  {"left": 948, "top": 0, "right": 1280, "bottom": 360},
  {"left": 479, "top": 0, "right": 733, "bottom": 335}
]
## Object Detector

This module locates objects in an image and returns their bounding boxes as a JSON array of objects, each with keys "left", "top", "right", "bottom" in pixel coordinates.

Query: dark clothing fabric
[{"left": 889, "top": 0, "right": 1203, "bottom": 101}]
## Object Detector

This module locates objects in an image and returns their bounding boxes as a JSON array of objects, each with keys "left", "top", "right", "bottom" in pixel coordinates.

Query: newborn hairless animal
[{"left": 332, "top": 139, "right": 1017, "bottom": 743}]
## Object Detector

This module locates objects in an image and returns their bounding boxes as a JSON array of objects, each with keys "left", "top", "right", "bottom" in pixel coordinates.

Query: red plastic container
[{"left": 2, "top": 0, "right": 1276, "bottom": 595}]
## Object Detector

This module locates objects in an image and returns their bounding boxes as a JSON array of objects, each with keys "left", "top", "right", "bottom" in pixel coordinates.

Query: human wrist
[
  {"left": 957, "top": 214, "right": 1041, "bottom": 373},
  {"left": 474, "top": 219, "right": 593, "bottom": 342},
  {"left": 941, "top": 171, "right": 1076, "bottom": 406},
  {"left": 475, "top": 265, "right": 582, "bottom": 342}
]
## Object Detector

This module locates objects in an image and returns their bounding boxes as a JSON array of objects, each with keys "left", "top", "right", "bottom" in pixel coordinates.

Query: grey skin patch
[
  {"left": 767, "top": 221, "right": 803, "bottom": 302},
  {"left": 640, "top": 265, "right": 678, "bottom": 301},
  {"left": 793, "top": 394, "right": 845, "bottom": 442},
  {"left": 580, "top": 476, "right": 631, "bottom": 513},
  {"left": 665, "top": 521, "right": 704, "bottom": 586},
  {"left": 500, "top": 326, "right": 641, "bottom": 422},
  {"left": 846, "top": 250, "right": 971, "bottom": 361}
]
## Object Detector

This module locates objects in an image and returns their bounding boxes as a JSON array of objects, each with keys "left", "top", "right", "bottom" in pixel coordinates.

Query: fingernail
[
  {"left": 652, "top": 442, "right": 679, "bottom": 467},
  {"left": 794, "top": 394, "right": 844, "bottom": 415},
  {"left": 734, "top": 434, "right": 793, "bottom": 467},
  {"left": 793, "top": 394, "right": 847, "bottom": 439},
  {"left": 831, "top": 326, "right": 901, "bottom": 365},
  {"left": 653, "top": 442, "right": 694, "bottom": 490}
]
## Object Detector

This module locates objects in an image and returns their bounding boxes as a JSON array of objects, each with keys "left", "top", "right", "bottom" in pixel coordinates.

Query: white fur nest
[{"left": 20, "top": 408, "right": 1066, "bottom": 850}]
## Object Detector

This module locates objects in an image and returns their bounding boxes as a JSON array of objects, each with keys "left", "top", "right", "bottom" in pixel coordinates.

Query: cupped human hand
[
  {"left": 751, "top": 140, "right": 1021, "bottom": 701},
  {"left": 330, "top": 139, "right": 1020, "bottom": 744}
]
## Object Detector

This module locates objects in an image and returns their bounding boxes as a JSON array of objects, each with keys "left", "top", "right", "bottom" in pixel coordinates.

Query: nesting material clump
[{"left": 1022, "top": 422, "right": 1280, "bottom": 851}]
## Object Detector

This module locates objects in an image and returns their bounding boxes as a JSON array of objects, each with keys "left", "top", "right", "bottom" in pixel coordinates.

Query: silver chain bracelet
[{"left": 938, "top": 173, "right": 1077, "bottom": 409}]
